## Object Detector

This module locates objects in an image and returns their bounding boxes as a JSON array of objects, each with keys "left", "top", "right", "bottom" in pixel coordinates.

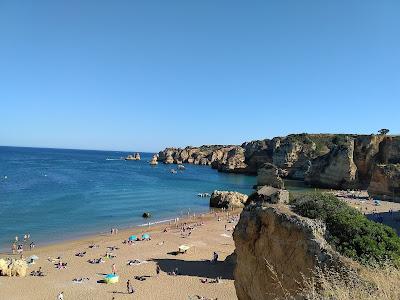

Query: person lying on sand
[
  {"left": 104, "top": 252, "right": 116, "bottom": 259},
  {"left": 72, "top": 277, "right": 90, "bottom": 283},
  {"left": 134, "top": 275, "right": 150, "bottom": 281},
  {"left": 88, "top": 244, "right": 99, "bottom": 249},
  {"left": 201, "top": 278, "right": 221, "bottom": 284},
  {"left": 88, "top": 258, "right": 105, "bottom": 264},
  {"left": 167, "top": 267, "right": 180, "bottom": 276},
  {"left": 75, "top": 251, "right": 86, "bottom": 257},
  {"left": 55, "top": 261, "right": 67, "bottom": 269},
  {"left": 30, "top": 267, "right": 45, "bottom": 277},
  {"left": 107, "top": 246, "right": 119, "bottom": 251},
  {"left": 127, "top": 259, "right": 148, "bottom": 266}
]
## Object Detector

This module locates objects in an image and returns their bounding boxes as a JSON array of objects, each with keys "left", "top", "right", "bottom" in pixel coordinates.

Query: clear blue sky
[{"left": 1, "top": 1, "right": 399, "bottom": 152}]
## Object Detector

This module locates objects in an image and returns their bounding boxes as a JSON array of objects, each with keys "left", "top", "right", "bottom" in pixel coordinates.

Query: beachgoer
[
  {"left": 112, "top": 263, "right": 116, "bottom": 274},
  {"left": 57, "top": 291, "right": 64, "bottom": 300},
  {"left": 156, "top": 264, "right": 161, "bottom": 276},
  {"left": 212, "top": 252, "right": 218, "bottom": 263},
  {"left": 127, "top": 279, "right": 134, "bottom": 294},
  {"left": 15, "top": 236, "right": 18, "bottom": 242}
]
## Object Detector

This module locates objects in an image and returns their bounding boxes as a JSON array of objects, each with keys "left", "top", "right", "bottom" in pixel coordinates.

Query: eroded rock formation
[
  {"left": 247, "top": 185, "right": 289, "bottom": 205},
  {"left": 256, "top": 163, "right": 285, "bottom": 188},
  {"left": 368, "top": 164, "right": 400, "bottom": 202},
  {"left": 233, "top": 203, "right": 354, "bottom": 300},
  {"left": 209, "top": 191, "right": 248, "bottom": 209},
  {"left": 159, "top": 134, "right": 400, "bottom": 201}
]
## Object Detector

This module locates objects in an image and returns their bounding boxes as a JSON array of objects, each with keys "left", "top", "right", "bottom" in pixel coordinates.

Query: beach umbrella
[
  {"left": 142, "top": 233, "right": 150, "bottom": 240},
  {"left": 104, "top": 273, "right": 119, "bottom": 284},
  {"left": 128, "top": 235, "right": 137, "bottom": 241},
  {"left": 28, "top": 255, "right": 39, "bottom": 261}
]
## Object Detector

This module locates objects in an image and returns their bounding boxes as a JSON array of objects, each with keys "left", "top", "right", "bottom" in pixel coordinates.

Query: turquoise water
[{"left": 0, "top": 146, "right": 255, "bottom": 251}]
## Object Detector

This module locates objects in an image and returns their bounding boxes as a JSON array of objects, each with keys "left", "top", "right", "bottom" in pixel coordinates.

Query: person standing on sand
[
  {"left": 112, "top": 263, "right": 117, "bottom": 275},
  {"left": 126, "top": 279, "right": 134, "bottom": 294},
  {"left": 156, "top": 264, "right": 161, "bottom": 276}
]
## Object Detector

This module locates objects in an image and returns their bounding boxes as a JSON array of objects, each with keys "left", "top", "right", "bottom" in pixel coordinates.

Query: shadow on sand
[
  {"left": 151, "top": 258, "right": 234, "bottom": 280},
  {"left": 367, "top": 211, "right": 400, "bottom": 234}
]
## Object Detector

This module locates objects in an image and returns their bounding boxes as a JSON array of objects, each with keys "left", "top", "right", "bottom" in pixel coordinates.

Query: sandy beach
[
  {"left": 1, "top": 196, "right": 400, "bottom": 300},
  {"left": 0, "top": 210, "right": 239, "bottom": 300}
]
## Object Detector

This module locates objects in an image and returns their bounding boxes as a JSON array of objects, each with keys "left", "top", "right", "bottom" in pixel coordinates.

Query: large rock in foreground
[
  {"left": 209, "top": 191, "right": 248, "bottom": 209},
  {"left": 233, "top": 203, "right": 354, "bottom": 300}
]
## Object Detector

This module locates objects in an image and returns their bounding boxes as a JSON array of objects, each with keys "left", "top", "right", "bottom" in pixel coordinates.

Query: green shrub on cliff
[{"left": 291, "top": 192, "right": 400, "bottom": 266}]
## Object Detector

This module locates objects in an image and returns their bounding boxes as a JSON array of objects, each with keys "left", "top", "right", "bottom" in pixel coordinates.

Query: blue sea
[{"left": 0, "top": 146, "right": 255, "bottom": 251}]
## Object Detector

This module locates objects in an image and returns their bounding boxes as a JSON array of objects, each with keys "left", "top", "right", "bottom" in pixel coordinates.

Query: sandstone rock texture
[
  {"left": 305, "top": 137, "right": 358, "bottom": 189},
  {"left": 233, "top": 203, "right": 354, "bottom": 300},
  {"left": 159, "top": 134, "right": 400, "bottom": 201},
  {"left": 0, "top": 259, "right": 28, "bottom": 277},
  {"left": 247, "top": 186, "right": 289, "bottom": 205},
  {"left": 256, "top": 163, "right": 285, "bottom": 188},
  {"left": 209, "top": 191, "right": 248, "bottom": 209},
  {"left": 368, "top": 164, "right": 400, "bottom": 202}
]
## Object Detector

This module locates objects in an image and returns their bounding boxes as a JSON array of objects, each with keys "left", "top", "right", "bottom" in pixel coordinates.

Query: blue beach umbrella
[
  {"left": 142, "top": 233, "right": 150, "bottom": 240},
  {"left": 128, "top": 235, "right": 137, "bottom": 241}
]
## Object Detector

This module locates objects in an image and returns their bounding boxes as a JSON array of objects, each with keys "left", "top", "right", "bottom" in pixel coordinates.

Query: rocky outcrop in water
[
  {"left": 159, "top": 134, "right": 400, "bottom": 201},
  {"left": 125, "top": 153, "right": 141, "bottom": 160},
  {"left": 209, "top": 191, "right": 248, "bottom": 209},
  {"left": 158, "top": 145, "right": 236, "bottom": 166},
  {"left": 233, "top": 202, "right": 355, "bottom": 300}
]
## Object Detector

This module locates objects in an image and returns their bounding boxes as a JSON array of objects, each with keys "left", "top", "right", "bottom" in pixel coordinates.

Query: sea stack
[
  {"left": 149, "top": 154, "right": 158, "bottom": 165},
  {"left": 125, "top": 153, "right": 141, "bottom": 161}
]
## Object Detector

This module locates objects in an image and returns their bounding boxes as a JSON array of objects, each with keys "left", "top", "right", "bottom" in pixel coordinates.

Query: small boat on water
[
  {"left": 177, "top": 164, "right": 185, "bottom": 170},
  {"left": 197, "top": 193, "right": 210, "bottom": 197}
]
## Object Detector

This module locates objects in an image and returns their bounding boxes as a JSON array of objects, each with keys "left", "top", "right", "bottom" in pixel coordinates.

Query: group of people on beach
[
  {"left": 110, "top": 228, "right": 118, "bottom": 235},
  {"left": 11, "top": 233, "right": 35, "bottom": 256}
]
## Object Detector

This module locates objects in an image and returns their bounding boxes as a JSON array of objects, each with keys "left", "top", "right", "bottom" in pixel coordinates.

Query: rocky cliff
[
  {"left": 159, "top": 134, "right": 400, "bottom": 201},
  {"left": 233, "top": 202, "right": 355, "bottom": 300}
]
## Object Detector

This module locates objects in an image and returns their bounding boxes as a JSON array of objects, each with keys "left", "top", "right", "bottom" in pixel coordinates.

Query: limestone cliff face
[
  {"left": 159, "top": 134, "right": 400, "bottom": 200},
  {"left": 353, "top": 135, "right": 386, "bottom": 187},
  {"left": 158, "top": 145, "right": 237, "bottom": 166},
  {"left": 233, "top": 203, "right": 353, "bottom": 300},
  {"left": 379, "top": 136, "right": 400, "bottom": 164},
  {"left": 368, "top": 164, "right": 400, "bottom": 201},
  {"left": 305, "top": 137, "right": 358, "bottom": 189},
  {"left": 214, "top": 146, "right": 248, "bottom": 173}
]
